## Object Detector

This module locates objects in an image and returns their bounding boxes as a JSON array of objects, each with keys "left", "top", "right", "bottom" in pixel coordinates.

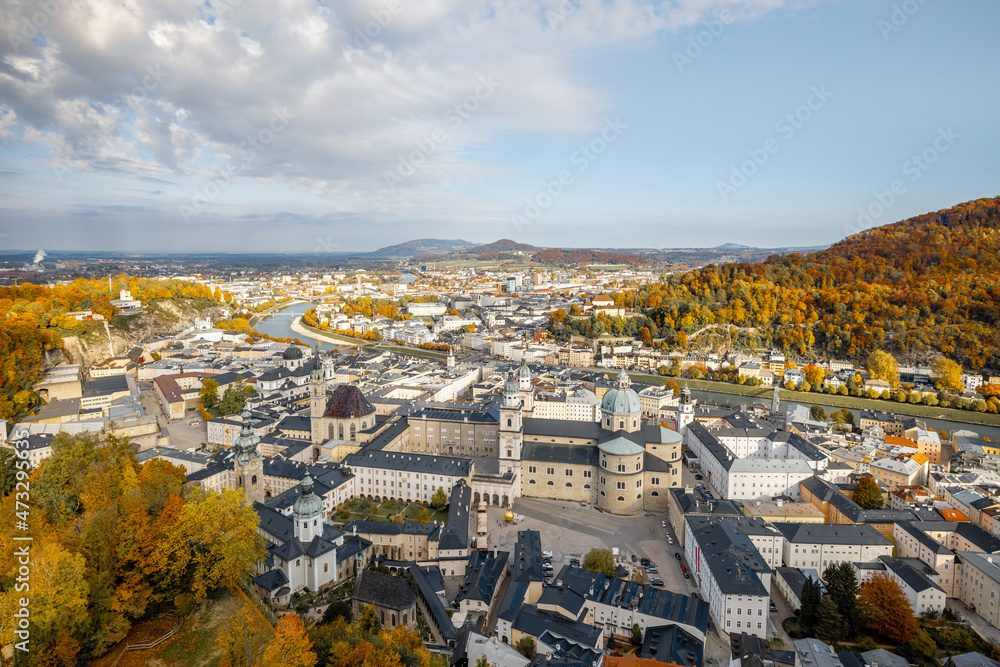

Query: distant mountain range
[
  {"left": 360, "top": 237, "right": 828, "bottom": 266},
  {"left": 364, "top": 238, "right": 477, "bottom": 258}
]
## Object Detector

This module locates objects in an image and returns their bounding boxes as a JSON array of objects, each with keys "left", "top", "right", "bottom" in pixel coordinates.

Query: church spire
[{"left": 233, "top": 408, "right": 261, "bottom": 465}]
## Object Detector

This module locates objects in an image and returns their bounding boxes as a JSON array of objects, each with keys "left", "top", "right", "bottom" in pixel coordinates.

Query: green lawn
[
  {"left": 628, "top": 373, "right": 1000, "bottom": 427},
  {"left": 335, "top": 499, "right": 446, "bottom": 525}
]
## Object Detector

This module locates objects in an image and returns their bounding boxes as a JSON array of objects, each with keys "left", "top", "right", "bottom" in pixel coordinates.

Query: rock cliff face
[{"left": 57, "top": 299, "right": 231, "bottom": 370}]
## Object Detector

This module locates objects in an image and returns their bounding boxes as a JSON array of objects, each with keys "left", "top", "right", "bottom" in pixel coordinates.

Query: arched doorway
[
  {"left": 474, "top": 492, "right": 481, "bottom": 504},
  {"left": 502, "top": 495, "right": 509, "bottom": 506},
  {"left": 493, "top": 494, "right": 500, "bottom": 505}
]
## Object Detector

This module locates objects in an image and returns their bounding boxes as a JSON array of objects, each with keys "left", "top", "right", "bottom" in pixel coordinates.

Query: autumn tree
[
  {"left": 431, "top": 487, "right": 448, "bottom": 511},
  {"left": 154, "top": 488, "right": 266, "bottom": 602},
  {"left": 582, "top": 547, "right": 617, "bottom": 578},
  {"left": 217, "top": 607, "right": 272, "bottom": 667},
  {"left": 858, "top": 573, "right": 918, "bottom": 643},
  {"left": 804, "top": 364, "right": 825, "bottom": 387},
  {"left": 263, "top": 614, "right": 317, "bottom": 667},
  {"left": 200, "top": 378, "right": 220, "bottom": 409},
  {"left": 931, "top": 358, "right": 963, "bottom": 392},
  {"left": 852, "top": 476, "right": 884, "bottom": 510},
  {"left": 867, "top": 350, "right": 899, "bottom": 386}
]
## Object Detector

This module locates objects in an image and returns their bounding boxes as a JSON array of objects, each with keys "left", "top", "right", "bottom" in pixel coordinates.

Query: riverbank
[
  {"left": 625, "top": 373, "right": 1000, "bottom": 429},
  {"left": 248, "top": 299, "right": 304, "bottom": 327},
  {"left": 290, "top": 317, "right": 361, "bottom": 347}
]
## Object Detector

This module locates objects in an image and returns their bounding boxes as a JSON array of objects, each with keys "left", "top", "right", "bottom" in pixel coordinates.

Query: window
[
  {"left": 584, "top": 470, "right": 592, "bottom": 478},
  {"left": 528, "top": 466, "right": 537, "bottom": 473},
  {"left": 617, "top": 464, "right": 626, "bottom": 473},
  {"left": 617, "top": 496, "right": 625, "bottom": 501},
  {"left": 565, "top": 469, "right": 573, "bottom": 476},
  {"left": 547, "top": 468, "right": 554, "bottom": 475},
  {"left": 529, "top": 479, "right": 536, "bottom": 484},
  {"left": 617, "top": 482, "right": 625, "bottom": 490}
]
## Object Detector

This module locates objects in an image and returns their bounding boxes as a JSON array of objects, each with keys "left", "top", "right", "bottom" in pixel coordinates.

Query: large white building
[
  {"left": 775, "top": 523, "right": 894, "bottom": 573},
  {"left": 685, "top": 516, "right": 772, "bottom": 639},
  {"left": 683, "top": 421, "right": 821, "bottom": 501}
]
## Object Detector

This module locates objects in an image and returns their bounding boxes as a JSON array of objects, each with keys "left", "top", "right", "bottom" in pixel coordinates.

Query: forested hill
[
  {"left": 0, "top": 277, "right": 223, "bottom": 420},
  {"left": 641, "top": 196, "right": 1000, "bottom": 371}
]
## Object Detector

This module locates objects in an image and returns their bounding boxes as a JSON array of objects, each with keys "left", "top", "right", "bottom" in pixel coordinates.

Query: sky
[{"left": 0, "top": 0, "right": 997, "bottom": 253}]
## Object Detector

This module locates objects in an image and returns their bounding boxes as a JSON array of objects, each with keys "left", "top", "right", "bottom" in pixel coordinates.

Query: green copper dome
[
  {"left": 601, "top": 370, "right": 641, "bottom": 417},
  {"left": 292, "top": 473, "right": 323, "bottom": 519},
  {"left": 503, "top": 371, "right": 519, "bottom": 395}
]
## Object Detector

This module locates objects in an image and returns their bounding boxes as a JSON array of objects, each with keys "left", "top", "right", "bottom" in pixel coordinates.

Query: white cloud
[{"left": 0, "top": 0, "right": 808, "bottom": 216}]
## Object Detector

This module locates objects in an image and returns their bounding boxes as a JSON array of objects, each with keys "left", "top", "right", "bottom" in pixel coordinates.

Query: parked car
[
  {"left": 542, "top": 550, "right": 553, "bottom": 558},
  {"left": 691, "top": 592, "right": 698, "bottom": 599},
  {"left": 680, "top": 564, "right": 686, "bottom": 571},
  {"left": 769, "top": 601, "right": 777, "bottom": 612},
  {"left": 661, "top": 520, "right": 667, "bottom": 527},
  {"left": 569, "top": 558, "right": 580, "bottom": 567},
  {"left": 646, "top": 567, "right": 658, "bottom": 574},
  {"left": 666, "top": 536, "right": 673, "bottom": 544},
  {"left": 695, "top": 474, "right": 704, "bottom": 480},
  {"left": 684, "top": 571, "right": 690, "bottom": 579},
  {"left": 631, "top": 554, "right": 638, "bottom": 563},
  {"left": 674, "top": 553, "right": 682, "bottom": 560},
  {"left": 545, "top": 576, "right": 554, "bottom": 585},
  {"left": 640, "top": 558, "right": 651, "bottom": 567},
  {"left": 650, "top": 578, "right": 664, "bottom": 587}
]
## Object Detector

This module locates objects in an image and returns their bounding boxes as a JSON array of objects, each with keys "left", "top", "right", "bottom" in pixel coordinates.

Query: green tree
[
  {"left": 867, "top": 350, "right": 899, "bottom": 386},
  {"left": 905, "top": 627, "right": 937, "bottom": 659},
  {"left": 822, "top": 562, "right": 859, "bottom": 635},
  {"left": 0, "top": 448, "right": 19, "bottom": 498},
  {"left": 476, "top": 656, "right": 492, "bottom": 667},
  {"left": 851, "top": 476, "right": 884, "bottom": 510},
  {"left": 199, "top": 378, "right": 219, "bottom": 409},
  {"left": 321, "top": 600, "right": 352, "bottom": 624},
  {"left": 799, "top": 576, "right": 821, "bottom": 633},
  {"left": 218, "top": 380, "right": 253, "bottom": 415},
  {"left": 631, "top": 623, "right": 642, "bottom": 645},
  {"left": 815, "top": 595, "right": 844, "bottom": 641},
  {"left": 582, "top": 547, "right": 617, "bottom": 578},
  {"left": 430, "top": 487, "right": 448, "bottom": 511},
  {"left": 809, "top": 405, "right": 827, "bottom": 421},
  {"left": 516, "top": 636, "right": 536, "bottom": 660}
]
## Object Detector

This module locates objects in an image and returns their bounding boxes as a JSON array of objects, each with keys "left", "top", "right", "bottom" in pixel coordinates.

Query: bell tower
[
  {"left": 310, "top": 344, "right": 326, "bottom": 445},
  {"left": 233, "top": 408, "right": 264, "bottom": 505},
  {"left": 499, "top": 372, "right": 523, "bottom": 478}
]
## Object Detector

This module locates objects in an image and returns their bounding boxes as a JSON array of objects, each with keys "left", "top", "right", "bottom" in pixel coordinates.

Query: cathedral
[{"left": 395, "top": 359, "right": 684, "bottom": 516}]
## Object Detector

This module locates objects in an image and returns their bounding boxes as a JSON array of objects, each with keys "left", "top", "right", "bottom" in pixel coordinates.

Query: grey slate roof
[
  {"left": 774, "top": 522, "right": 891, "bottom": 546},
  {"left": 352, "top": 568, "right": 416, "bottom": 610}
]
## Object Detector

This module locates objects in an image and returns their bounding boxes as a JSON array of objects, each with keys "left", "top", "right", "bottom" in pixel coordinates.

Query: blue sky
[{"left": 0, "top": 0, "right": 997, "bottom": 252}]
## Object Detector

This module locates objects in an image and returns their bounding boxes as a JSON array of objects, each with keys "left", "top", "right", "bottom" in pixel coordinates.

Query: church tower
[
  {"left": 292, "top": 473, "right": 324, "bottom": 543},
  {"left": 310, "top": 344, "right": 326, "bottom": 446},
  {"left": 517, "top": 358, "right": 534, "bottom": 413},
  {"left": 498, "top": 372, "right": 523, "bottom": 480},
  {"left": 233, "top": 408, "right": 264, "bottom": 505},
  {"left": 675, "top": 385, "right": 696, "bottom": 434}
]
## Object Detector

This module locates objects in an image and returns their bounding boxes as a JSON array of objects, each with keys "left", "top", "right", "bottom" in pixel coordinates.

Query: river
[
  {"left": 253, "top": 302, "right": 342, "bottom": 352},
  {"left": 688, "top": 388, "right": 1000, "bottom": 440}
]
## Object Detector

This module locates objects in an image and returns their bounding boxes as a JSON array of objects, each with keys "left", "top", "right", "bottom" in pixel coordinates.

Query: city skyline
[{"left": 1, "top": 0, "right": 998, "bottom": 252}]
